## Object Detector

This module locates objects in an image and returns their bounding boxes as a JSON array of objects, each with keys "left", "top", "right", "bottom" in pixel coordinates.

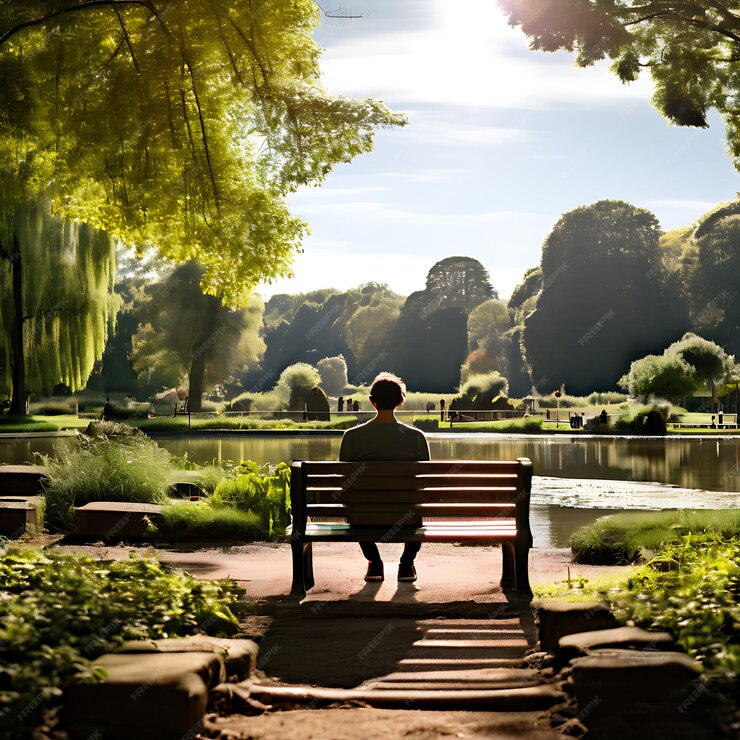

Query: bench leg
[
  {"left": 513, "top": 540, "right": 533, "bottom": 599},
  {"left": 290, "top": 539, "right": 306, "bottom": 597},
  {"left": 304, "top": 542, "right": 315, "bottom": 590},
  {"left": 500, "top": 542, "right": 516, "bottom": 592}
]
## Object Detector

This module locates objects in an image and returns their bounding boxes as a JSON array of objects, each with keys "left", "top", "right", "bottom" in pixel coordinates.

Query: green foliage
[
  {"left": 28, "top": 398, "right": 77, "bottom": 416},
  {"left": 211, "top": 462, "right": 291, "bottom": 537},
  {"left": 571, "top": 509, "right": 740, "bottom": 565},
  {"left": 458, "top": 372, "right": 509, "bottom": 404},
  {"left": 0, "top": 544, "right": 242, "bottom": 736},
  {"left": 131, "top": 262, "right": 266, "bottom": 409},
  {"left": 608, "top": 533, "right": 740, "bottom": 674},
  {"left": 226, "top": 392, "right": 255, "bottom": 413},
  {"left": 41, "top": 429, "right": 174, "bottom": 531},
  {"left": 276, "top": 362, "right": 321, "bottom": 408},
  {"left": 154, "top": 501, "right": 264, "bottom": 541},
  {"left": 442, "top": 417, "right": 544, "bottom": 433},
  {"left": 0, "top": 201, "right": 118, "bottom": 400},
  {"left": 612, "top": 404, "right": 669, "bottom": 434},
  {"left": 132, "top": 415, "right": 358, "bottom": 432},
  {"left": 412, "top": 418, "right": 440, "bottom": 432},
  {"left": 523, "top": 200, "right": 688, "bottom": 394},
  {"left": 316, "top": 355, "right": 348, "bottom": 397},
  {"left": 0, "top": 2, "right": 405, "bottom": 305},
  {"left": 499, "top": 0, "right": 740, "bottom": 171}
]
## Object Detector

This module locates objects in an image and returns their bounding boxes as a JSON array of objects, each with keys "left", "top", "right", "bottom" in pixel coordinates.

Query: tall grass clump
[
  {"left": 571, "top": 509, "right": 740, "bottom": 565},
  {"left": 41, "top": 423, "right": 175, "bottom": 531},
  {"left": 211, "top": 461, "right": 291, "bottom": 536},
  {"left": 154, "top": 501, "right": 265, "bottom": 540}
]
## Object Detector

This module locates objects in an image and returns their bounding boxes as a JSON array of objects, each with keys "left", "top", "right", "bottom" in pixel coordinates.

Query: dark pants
[{"left": 360, "top": 541, "right": 421, "bottom": 565}]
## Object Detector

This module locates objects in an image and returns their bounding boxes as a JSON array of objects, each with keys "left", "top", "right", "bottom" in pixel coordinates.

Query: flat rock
[
  {"left": 0, "top": 499, "right": 40, "bottom": 536},
  {"left": 534, "top": 600, "right": 618, "bottom": 653},
  {"left": 116, "top": 636, "right": 258, "bottom": 680},
  {"left": 570, "top": 649, "right": 702, "bottom": 726},
  {"left": 65, "top": 651, "right": 224, "bottom": 739},
  {"left": 558, "top": 626, "right": 677, "bottom": 658},
  {"left": 0, "top": 464, "right": 48, "bottom": 496},
  {"left": 73, "top": 501, "right": 164, "bottom": 540}
]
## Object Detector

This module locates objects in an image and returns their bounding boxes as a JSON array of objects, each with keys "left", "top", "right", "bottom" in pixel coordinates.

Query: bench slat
[
  {"left": 305, "top": 474, "right": 519, "bottom": 489},
  {"left": 300, "top": 461, "right": 523, "bottom": 476},
  {"left": 302, "top": 521, "right": 517, "bottom": 542},
  {"left": 308, "top": 488, "right": 521, "bottom": 504},
  {"left": 306, "top": 503, "right": 516, "bottom": 520}
]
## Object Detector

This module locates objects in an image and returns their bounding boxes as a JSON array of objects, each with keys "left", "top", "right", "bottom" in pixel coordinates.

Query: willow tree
[
  {"left": 0, "top": 1, "right": 406, "bottom": 305},
  {"left": 0, "top": 202, "right": 117, "bottom": 413}
]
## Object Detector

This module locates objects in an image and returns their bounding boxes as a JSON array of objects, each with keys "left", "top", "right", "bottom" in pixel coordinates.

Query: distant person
[
  {"left": 599, "top": 409, "right": 608, "bottom": 425},
  {"left": 546, "top": 409, "right": 551, "bottom": 421},
  {"left": 101, "top": 396, "right": 113, "bottom": 422},
  {"left": 339, "top": 373, "right": 430, "bottom": 583},
  {"left": 581, "top": 412, "right": 585, "bottom": 428},
  {"left": 718, "top": 409, "right": 724, "bottom": 426},
  {"left": 338, "top": 396, "right": 344, "bottom": 413},
  {"left": 345, "top": 398, "right": 352, "bottom": 412},
  {"left": 711, "top": 415, "right": 717, "bottom": 429},
  {"left": 440, "top": 398, "right": 446, "bottom": 422},
  {"left": 353, "top": 399, "right": 359, "bottom": 412}
]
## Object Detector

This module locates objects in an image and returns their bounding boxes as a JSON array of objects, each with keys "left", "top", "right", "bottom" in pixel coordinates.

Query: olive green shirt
[{"left": 339, "top": 420, "right": 430, "bottom": 462}]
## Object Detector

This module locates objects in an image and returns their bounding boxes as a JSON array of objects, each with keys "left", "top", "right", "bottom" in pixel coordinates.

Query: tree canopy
[
  {"left": 499, "top": 0, "right": 740, "bottom": 169},
  {"left": 0, "top": 1, "right": 405, "bottom": 305},
  {"left": 523, "top": 200, "right": 688, "bottom": 394}
]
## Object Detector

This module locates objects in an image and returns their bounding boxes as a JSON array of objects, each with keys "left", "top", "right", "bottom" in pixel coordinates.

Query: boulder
[
  {"left": 72, "top": 501, "right": 163, "bottom": 540},
  {"left": 535, "top": 600, "right": 618, "bottom": 653}
]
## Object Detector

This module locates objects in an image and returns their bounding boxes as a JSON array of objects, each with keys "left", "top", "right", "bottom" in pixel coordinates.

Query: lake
[{"left": 4, "top": 432, "right": 738, "bottom": 548}]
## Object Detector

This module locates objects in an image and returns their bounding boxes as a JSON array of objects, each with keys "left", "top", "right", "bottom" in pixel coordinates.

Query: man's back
[{"left": 339, "top": 420, "right": 430, "bottom": 462}]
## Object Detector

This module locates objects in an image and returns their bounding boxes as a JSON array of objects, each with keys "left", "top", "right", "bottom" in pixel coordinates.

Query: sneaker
[
  {"left": 398, "top": 562, "right": 417, "bottom": 582},
  {"left": 364, "top": 560, "right": 384, "bottom": 582}
]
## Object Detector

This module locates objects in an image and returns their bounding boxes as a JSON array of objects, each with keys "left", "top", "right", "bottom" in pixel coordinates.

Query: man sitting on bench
[{"left": 339, "top": 372, "right": 430, "bottom": 584}]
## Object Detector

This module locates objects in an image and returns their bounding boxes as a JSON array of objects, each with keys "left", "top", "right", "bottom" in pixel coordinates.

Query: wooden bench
[{"left": 288, "top": 458, "right": 533, "bottom": 599}]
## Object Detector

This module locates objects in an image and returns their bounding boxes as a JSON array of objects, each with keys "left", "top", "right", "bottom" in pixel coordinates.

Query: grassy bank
[
  {"left": 570, "top": 509, "right": 740, "bottom": 565},
  {"left": 133, "top": 415, "right": 359, "bottom": 432}
]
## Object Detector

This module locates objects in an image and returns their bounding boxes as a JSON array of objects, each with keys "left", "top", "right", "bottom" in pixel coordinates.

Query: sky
[{"left": 258, "top": 0, "right": 739, "bottom": 302}]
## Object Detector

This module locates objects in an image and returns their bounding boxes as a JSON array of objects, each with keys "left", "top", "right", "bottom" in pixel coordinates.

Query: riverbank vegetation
[{"left": 570, "top": 510, "right": 740, "bottom": 565}]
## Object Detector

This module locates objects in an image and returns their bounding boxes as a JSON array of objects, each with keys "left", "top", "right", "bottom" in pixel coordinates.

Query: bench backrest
[{"left": 290, "top": 458, "right": 532, "bottom": 538}]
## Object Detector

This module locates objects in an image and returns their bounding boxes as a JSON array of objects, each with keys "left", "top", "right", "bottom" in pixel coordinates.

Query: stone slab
[
  {"left": 535, "top": 600, "right": 618, "bottom": 653},
  {"left": 559, "top": 626, "right": 677, "bottom": 658},
  {"left": 73, "top": 501, "right": 163, "bottom": 540},
  {"left": 0, "top": 499, "right": 39, "bottom": 536},
  {"left": 0, "top": 464, "right": 48, "bottom": 496},
  {"left": 65, "top": 651, "right": 224, "bottom": 739},
  {"left": 571, "top": 649, "right": 702, "bottom": 723},
  {"left": 116, "top": 636, "right": 258, "bottom": 680}
]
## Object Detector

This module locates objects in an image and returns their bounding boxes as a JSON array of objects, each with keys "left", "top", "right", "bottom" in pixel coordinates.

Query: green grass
[
  {"left": 41, "top": 428, "right": 176, "bottom": 531},
  {"left": 153, "top": 501, "right": 266, "bottom": 540},
  {"left": 437, "top": 417, "right": 545, "bottom": 433},
  {"left": 570, "top": 509, "right": 740, "bottom": 565},
  {"left": 133, "top": 415, "right": 359, "bottom": 432},
  {"left": 0, "top": 415, "right": 60, "bottom": 432}
]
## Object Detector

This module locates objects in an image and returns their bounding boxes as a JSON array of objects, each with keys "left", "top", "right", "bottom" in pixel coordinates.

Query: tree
[
  {"left": 499, "top": 0, "right": 740, "bottom": 170},
  {"left": 131, "top": 262, "right": 265, "bottom": 410},
  {"left": 423, "top": 257, "right": 496, "bottom": 314},
  {"left": 463, "top": 298, "right": 512, "bottom": 378},
  {"left": 691, "top": 202, "right": 740, "bottom": 354},
  {"left": 0, "top": 201, "right": 117, "bottom": 413},
  {"left": 450, "top": 371, "right": 510, "bottom": 414},
  {"left": 275, "top": 362, "right": 321, "bottom": 410},
  {"left": 316, "top": 355, "right": 348, "bottom": 397},
  {"left": 0, "top": 1, "right": 405, "bottom": 305},
  {"left": 523, "top": 200, "right": 688, "bottom": 394}
]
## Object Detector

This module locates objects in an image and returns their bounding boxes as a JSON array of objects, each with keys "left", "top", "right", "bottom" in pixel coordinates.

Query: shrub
[
  {"left": 211, "top": 461, "right": 291, "bottom": 536},
  {"left": 41, "top": 430, "right": 175, "bottom": 531},
  {"left": 153, "top": 501, "right": 264, "bottom": 540},
  {"left": 195, "top": 464, "right": 230, "bottom": 495},
  {"left": 29, "top": 398, "right": 77, "bottom": 415},
  {"left": 316, "top": 355, "right": 348, "bottom": 397},
  {"left": 0, "top": 545, "right": 242, "bottom": 736},
  {"left": 612, "top": 404, "right": 669, "bottom": 435},
  {"left": 306, "top": 386, "right": 330, "bottom": 421},
  {"left": 225, "top": 392, "right": 254, "bottom": 412},
  {"left": 586, "top": 391, "right": 629, "bottom": 405},
  {"left": 413, "top": 417, "right": 439, "bottom": 432},
  {"left": 276, "top": 363, "right": 321, "bottom": 407},
  {"left": 107, "top": 400, "right": 150, "bottom": 420}
]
